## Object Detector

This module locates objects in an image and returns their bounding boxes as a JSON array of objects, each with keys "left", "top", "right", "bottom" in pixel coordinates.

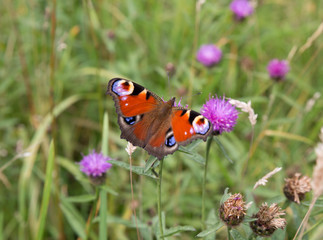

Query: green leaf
[
  {"left": 64, "top": 194, "right": 96, "bottom": 203},
  {"left": 242, "top": 216, "right": 257, "bottom": 223},
  {"left": 178, "top": 146, "right": 206, "bottom": 165},
  {"left": 214, "top": 137, "right": 233, "bottom": 163},
  {"left": 220, "top": 188, "right": 230, "bottom": 204},
  {"left": 102, "top": 215, "right": 148, "bottom": 228},
  {"left": 36, "top": 140, "right": 55, "bottom": 240},
  {"left": 161, "top": 225, "right": 196, "bottom": 238},
  {"left": 271, "top": 228, "right": 286, "bottom": 240},
  {"left": 60, "top": 199, "right": 86, "bottom": 239},
  {"left": 108, "top": 159, "right": 157, "bottom": 179},
  {"left": 144, "top": 155, "right": 159, "bottom": 173},
  {"left": 230, "top": 229, "right": 247, "bottom": 240},
  {"left": 205, "top": 209, "right": 218, "bottom": 225},
  {"left": 186, "top": 139, "right": 203, "bottom": 150},
  {"left": 99, "top": 185, "right": 118, "bottom": 196},
  {"left": 196, "top": 222, "right": 223, "bottom": 237},
  {"left": 57, "top": 156, "right": 92, "bottom": 192}
]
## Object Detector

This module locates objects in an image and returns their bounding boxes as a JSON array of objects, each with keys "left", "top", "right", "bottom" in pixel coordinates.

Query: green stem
[
  {"left": 201, "top": 136, "right": 213, "bottom": 228},
  {"left": 85, "top": 188, "right": 100, "bottom": 240},
  {"left": 227, "top": 227, "right": 232, "bottom": 240},
  {"left": 157, "top": 159, "right": 164, "bottom": 239},
  {"left": 99, "top": 188, "right": 107, "bottom": 240}
]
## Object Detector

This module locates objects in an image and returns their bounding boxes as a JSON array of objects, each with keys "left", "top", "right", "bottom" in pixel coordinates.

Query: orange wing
[{"left": 171, "top": 109, "right": 212, "bottom": 145}]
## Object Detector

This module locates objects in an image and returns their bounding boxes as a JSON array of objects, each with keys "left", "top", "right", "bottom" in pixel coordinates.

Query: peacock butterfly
[{"left": 107, "top": 78, "right": 212, "bottom": 159}]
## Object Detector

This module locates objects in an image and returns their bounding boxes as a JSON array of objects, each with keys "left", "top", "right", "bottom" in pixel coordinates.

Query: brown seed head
[
  {"left": 250, "top": 203, "right": 286, "bottom": 237},
  {"left": 219, "top": 193, "right": 246, "bottom": 226},
  {"left": 284, "top": 173, "right": 311, "bottom": 204}
]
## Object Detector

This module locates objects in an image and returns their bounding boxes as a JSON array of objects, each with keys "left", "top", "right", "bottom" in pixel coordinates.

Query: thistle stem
[
  {"left": 227, "top": 227, "right": 232, "bottom": 240},
  {"left": 157, "top": 159, "right": 164, "bottom": 239},
  {"left": 85, "top": 188, "right": 100, "bottom": 240},
  {"left": 202, "top": 136, "right": 213, "bottom": 228}
]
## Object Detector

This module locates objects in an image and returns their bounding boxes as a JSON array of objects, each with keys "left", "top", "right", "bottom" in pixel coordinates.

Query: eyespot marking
[
  {"left": 192, "top": 115, "right": 210, "bottom": 135},
  {"left": 112, "top": 80, "right": 134, "bottom": 96},
  {"left": 165, "top": 135, "right": 176, "bottom": 147},
  {"left": 124, "top": 116, "right": 136, "bottom": 125}
]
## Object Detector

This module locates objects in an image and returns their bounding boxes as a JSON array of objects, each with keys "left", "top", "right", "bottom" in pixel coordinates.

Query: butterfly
[{"left": 107, "top": 78, "right": 212, "bottom": 160}]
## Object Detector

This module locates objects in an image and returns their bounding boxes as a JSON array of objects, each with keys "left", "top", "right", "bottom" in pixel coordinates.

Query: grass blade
[
  {"left": 36, "top": 140, "right": 55, "bottom": 240},
  {"left": 100, "top": 112, "right": 109, "bottom": 239}
]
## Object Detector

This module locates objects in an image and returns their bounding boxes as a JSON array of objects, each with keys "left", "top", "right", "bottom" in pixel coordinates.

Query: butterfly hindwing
[{"left": 171, "top": 108, "right": 212, "bottom": 145}]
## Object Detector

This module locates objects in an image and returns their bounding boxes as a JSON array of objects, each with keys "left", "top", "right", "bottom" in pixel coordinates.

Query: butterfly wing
[{"left": 107, "top": 78, "right": 164, "bottom": 150}]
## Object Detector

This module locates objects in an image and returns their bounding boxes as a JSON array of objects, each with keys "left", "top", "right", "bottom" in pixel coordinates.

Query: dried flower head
[
  {"left": 219, "top": 193, "right": 246, "bottom": 226},
  {"left": 79, "top": 150, "right": 112, "bottom": 185},
  {"left": 201, "top": 96, "right": 239, "bottom": 134},
  {"left": 267, "top": 59, "right": 290, "bottom": 81},
  {"left": 125, "top": 142, "right": 137, "bottom": 156},
  {"left": 196, "top": 44, "right": 222, "bottom": 67},
  {"left": 253, "top": 167, "right": 282, "bottom": 189},
  {"left": 250, "top": 203, "right": 286, "bottom": 237},
  {"left": 283, "top": 173, "right": 311, "bottom": 204},
  {"left": 229, "top": 99, "right": 257, "bottom": 126},
  {"left": 230, "top": 0, "right": 254, "bottom": 21}
]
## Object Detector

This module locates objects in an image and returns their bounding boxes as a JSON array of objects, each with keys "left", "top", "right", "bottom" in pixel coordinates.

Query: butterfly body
[{"left": 107, "top": 78, "right": 212, "bottom": 159}]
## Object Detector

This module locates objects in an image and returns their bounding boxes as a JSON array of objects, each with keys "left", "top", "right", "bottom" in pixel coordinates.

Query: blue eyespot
[
  {"left": 165, "top": 135, "right": 176, "bottom": 147},
  {"left": 124, "top": 116, "right": 136, "bottom": 125}
]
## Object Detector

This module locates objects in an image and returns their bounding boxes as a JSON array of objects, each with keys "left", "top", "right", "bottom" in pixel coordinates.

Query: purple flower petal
[
  {"left": 267, "top": 59, "right": 289, "bottom": 80},
  {"left": 196, "top": 44, "right": 222, "bottom": 67},
  {"left": 230, "top": 0, "right": 254, "bottom": 20},
  {"left": 201, "top": 96, "right": 239, "bottom": 134},
  {"left": 79, "top": 150, "right": 112, "bottom": 177}
]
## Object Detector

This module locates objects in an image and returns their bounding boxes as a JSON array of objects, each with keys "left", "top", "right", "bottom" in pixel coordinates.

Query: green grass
[{"left": 1, "top": 0, "right": 323, "bottom": 239}]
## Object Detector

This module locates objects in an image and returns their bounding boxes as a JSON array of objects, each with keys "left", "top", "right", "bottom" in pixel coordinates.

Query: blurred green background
[{"left": 1, "top": 0, "right": 323, "bottom": 239}]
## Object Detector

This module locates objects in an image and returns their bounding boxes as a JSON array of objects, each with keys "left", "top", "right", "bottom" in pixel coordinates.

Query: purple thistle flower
[
  {"left": 267, "top": 59, "right": 290, "bottom": 81},
  {"left": 230, "top": 0, "right": 254, "bottom": 20},
  {"left": 79, "top": 150, "right": 112, "bottom": 177},
  {"left": 196, "top": 44, "right": 222, "bottom": 67},
  {"left": 201, "top": 96, "right": 239, "bottom": 134}
]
